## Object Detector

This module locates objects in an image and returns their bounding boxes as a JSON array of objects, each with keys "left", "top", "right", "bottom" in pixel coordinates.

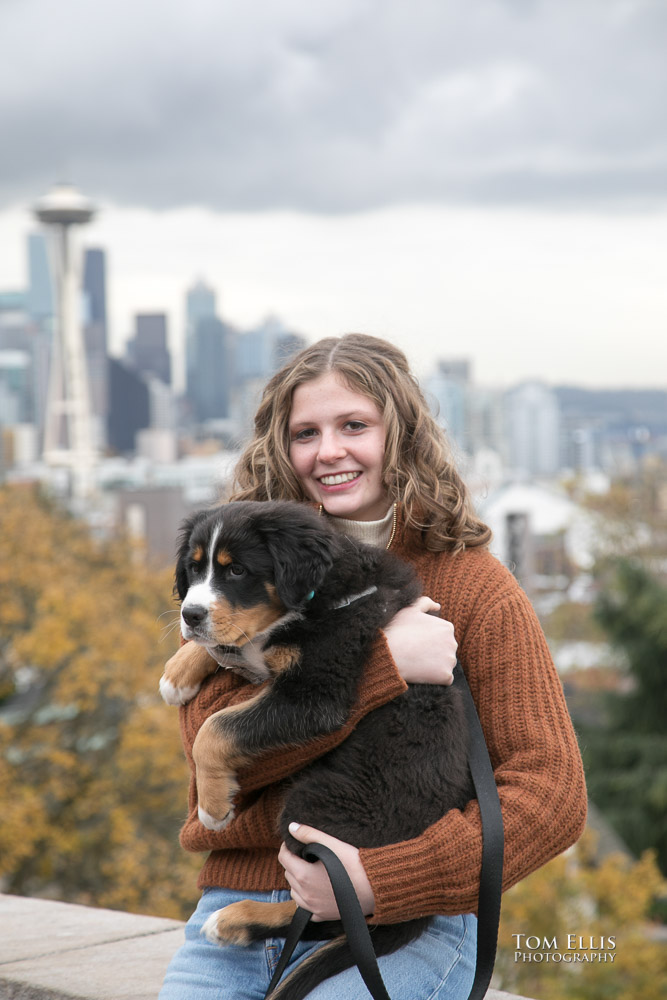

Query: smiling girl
[{"left": 159, "top": 333, "right": 587, "bottom": 1000}]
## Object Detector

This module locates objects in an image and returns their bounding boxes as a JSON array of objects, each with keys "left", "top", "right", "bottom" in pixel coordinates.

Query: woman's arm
[
  {"left": 179, "top": 588, "right": 458, "bottom": 794},
  {"left": 177, "top": 601, "right": 456, "bottom": 852},
  {"left": 275, "top": 582, "right": 586, "bottom": 923},
  {"left": 358, "top": 587, "right": 587, "bottom": 921},
  {"left": 178, "top": 630, "right": 409, "bottom": 794}
]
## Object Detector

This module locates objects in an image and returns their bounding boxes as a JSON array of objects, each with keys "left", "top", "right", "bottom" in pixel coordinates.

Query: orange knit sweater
[{"left": 177, "top": 504, "right": 587, "bottom": 923}]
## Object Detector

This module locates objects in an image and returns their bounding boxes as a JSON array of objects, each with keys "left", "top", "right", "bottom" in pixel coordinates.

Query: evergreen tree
[{"left": 580, "top": 559, "right": 667, "bottom": 874}]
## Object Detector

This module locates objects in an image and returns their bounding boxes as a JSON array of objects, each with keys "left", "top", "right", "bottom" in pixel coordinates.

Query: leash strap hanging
[
  {"left": 265, "top": 661, "right": 503, "bottom": 1000},
  {"left": 264, "top": 843, "right": 392, "bottom": 1000},
  {"left": 453, "top": 661, "right": 505, "bottom": 1000},
  {"left": 264, "top": 904, "right": 312, "bottom": 997}
]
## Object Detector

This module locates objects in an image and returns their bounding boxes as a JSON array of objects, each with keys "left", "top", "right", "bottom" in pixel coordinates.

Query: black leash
[
  {"left": 265, "top": 661, "right": 504, "bottom": 1000},
  {"left": 265, "top": 843, "right": 392, "bottom": 1000},
  {"left": 453, "top": 662, "right": 504, "bottom": 1000}
]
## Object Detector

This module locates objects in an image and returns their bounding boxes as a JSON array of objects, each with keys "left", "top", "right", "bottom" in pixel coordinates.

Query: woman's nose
[{"left": 317, "top": 430, "right": 346, "bottom": 462}]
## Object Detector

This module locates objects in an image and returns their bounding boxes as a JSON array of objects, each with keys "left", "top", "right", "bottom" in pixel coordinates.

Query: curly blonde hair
[{"left": 229, "top": 333, "right": 490, "bottom": 552}]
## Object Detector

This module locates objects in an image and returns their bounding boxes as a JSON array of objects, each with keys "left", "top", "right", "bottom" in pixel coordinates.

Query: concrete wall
[{"left": 0, "top": 893, "right": 534, "bottom": 1000}]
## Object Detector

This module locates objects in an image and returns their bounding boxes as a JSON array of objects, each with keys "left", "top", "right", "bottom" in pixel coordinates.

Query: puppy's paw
[
  {"left": 202, "top": 905, "right": 250, "bottom": 945},
  {"left": 198, "top": 804, "right": 235, "bottom": 831},
  {"left": 202, "top": 908, "right": 227, "bottom": 945},
  {"left": 160, "top": 643, "right": 217, "bottom": 705},
  {"left": 201, "top": 900, "right": 296, "bottom": 946},
  {"left": 159, "top": 673, "right": 201, "bottom": 706}
]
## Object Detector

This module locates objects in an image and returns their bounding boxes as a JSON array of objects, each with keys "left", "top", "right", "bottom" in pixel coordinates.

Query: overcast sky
[{"left": 1, "top": 0, "right": 666, "bottom": 387}]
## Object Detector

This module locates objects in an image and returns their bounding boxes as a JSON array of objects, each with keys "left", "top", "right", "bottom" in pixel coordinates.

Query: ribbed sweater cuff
[
  {"left": 351, "top": 632, "right": 408, "bottom": 721},
  {"left": 359, "top": 807, "right": 483, "bottom": 923}
]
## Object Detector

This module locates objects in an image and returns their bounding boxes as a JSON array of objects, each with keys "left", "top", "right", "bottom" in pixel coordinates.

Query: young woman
[{"left": 159, "top": 333, "right": 587, "bottom": 999}]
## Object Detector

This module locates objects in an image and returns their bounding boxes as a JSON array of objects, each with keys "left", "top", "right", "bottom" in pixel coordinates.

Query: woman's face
[{"left": 288, "top": 372, "right": 390, "bottom": 521}]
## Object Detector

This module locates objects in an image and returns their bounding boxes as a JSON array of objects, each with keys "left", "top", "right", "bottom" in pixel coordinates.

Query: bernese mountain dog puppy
[{"left": 160, "top": 500, "right": 472, "bottom": 1000}]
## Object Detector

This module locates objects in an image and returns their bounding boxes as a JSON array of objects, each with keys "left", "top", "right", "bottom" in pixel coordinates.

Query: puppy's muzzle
[{"left": 182, "top": 604, "right": 208, "bottom": 629}]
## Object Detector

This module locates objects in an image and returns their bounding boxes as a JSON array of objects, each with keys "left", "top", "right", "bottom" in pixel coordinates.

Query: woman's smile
[{"left": 288, "top": 372, "right": 390, "bottom": 521}]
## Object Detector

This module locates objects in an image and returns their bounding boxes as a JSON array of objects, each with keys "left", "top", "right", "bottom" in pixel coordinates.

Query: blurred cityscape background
[
  {"left": 0, "top": 209, "right": 665, "bottom": 583},
  {"left": 1, "top": 1, "right": 666, "bottom": 996}
]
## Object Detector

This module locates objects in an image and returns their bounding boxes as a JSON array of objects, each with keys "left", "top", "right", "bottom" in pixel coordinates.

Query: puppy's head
[{"left": 175, "top": 501, "right": 335, "bottom": 646}]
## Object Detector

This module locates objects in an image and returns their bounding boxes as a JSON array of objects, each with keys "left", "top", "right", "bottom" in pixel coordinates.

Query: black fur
[{"left": 172, "top": 501, "right": 473, "bottom": 1000}]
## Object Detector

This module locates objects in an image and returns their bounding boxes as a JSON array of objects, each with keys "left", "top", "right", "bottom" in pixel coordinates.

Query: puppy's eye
[{"left": 229, "top": 563, "right": 245, "bottom": 578}]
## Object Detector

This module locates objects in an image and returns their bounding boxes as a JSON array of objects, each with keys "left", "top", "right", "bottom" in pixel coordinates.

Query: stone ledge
[
  {"left": 0, "top": 894, "right": 183, "bottom": 1000},
  {"left": 0, "top": 893, "right": 533, "bottom": 999}
]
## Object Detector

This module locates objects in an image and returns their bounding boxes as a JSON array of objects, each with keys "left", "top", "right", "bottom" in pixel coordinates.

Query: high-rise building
[
  {"left": 424, "top": 358, "right": 471, "bottom": 454},
  {"left": 504, "top": 381, "right": 560, "bottom": 478},
  {"left": 23, "top": 234, "right": 54, "bottom": 440},
  {"left": 189, "top": 316, "right": 235, "bottom": 422},
  {"left": 0, "top": 350, "right": 31, "bottom": 425},
  {"left": 126, "top": 313, "right": 171, "bottom": 386},
  {"left": 83, "top": 248, "right": 107, "bottom": 332},
  {"left": 107, "top": 358, "right": 150, "bottom": 453},
  {"left": 27, "top": 233, "right": 54, "bottom": 322},
  {"left": 233, "top": 318, "right": 305, "bottom": 436},
  {"left": 236, "top": 316, "right": 305, "bottom": 381},
  {"left": 185, "top": 280, "right": 217, "bottom": 398},
  {"left": 0, "top": 286, "right": 49, "bottom": 441},
  {"left": 83, "top": 248, "right": 109, "bottom": 448}
]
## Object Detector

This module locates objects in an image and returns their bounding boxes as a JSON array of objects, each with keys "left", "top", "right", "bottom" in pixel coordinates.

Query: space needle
[{"left": 34, "top": 183, "right": 98, "bottom": 502}]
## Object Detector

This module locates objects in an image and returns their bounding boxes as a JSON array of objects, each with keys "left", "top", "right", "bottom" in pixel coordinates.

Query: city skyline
[{"left": 1, "top": 200, "right": 666, "bottom": 391}]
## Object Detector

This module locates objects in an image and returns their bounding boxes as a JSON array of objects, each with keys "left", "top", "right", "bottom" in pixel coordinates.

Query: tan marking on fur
[
  {"left": 210, "top": 597, "right": 283, "bottom": 645},
  {"left": 265, "top": 582, "right": 287, "bottom": 613},
  {"left": 271, "top": 936, "right": 347, "bottom": 999},
  {"left": 193, "top": 688, "right": 270, "bottom": 821},
  {"left": 163, "top": 642, "right": 217, "bottom": 690},
  {"left": 212, "top": 900, "right": 298, "bottom": 945},
  {"left": 216, "top": 548, "right": 233, "bottom": 567},
  {"left": 192, "top": 545, "right": 203, "bottom": 563},
  {"left": 264, "top": 645, "right": 301, "bottom": 675}
]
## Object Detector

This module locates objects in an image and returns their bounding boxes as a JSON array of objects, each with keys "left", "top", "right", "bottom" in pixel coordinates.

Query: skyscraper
[
  {"left": 189, "top": 316, "right": 235, "bottom": 422},
  {"left": 27, "top": 233, "right": 54, "bottom": 322},
  {"left": 107, "top": 358, "right": 150, "bottom": 453},
  {"left": 424, "top": 359, "right": 471, "bottom": 454},
  {"left": 83, "top": 249, "right": 107, "bottom": 333},
  {"left": 504, "top": 381, "right": 561, "bottom": 478},
  {"left": 83, "top": 248, "right": 109, "bottom": 448},
  {"left": 233, "top": 317, "right": 305, "bottom": 436},
  {"left": 126, "top": 313, "right": 172, "bottom": 386},
  {"left": 185, "top": 280, "right": 217, "bottom": 404}
]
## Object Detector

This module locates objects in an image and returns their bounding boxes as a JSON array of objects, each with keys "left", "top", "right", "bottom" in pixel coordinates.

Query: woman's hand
[
  {"left": 382, "top": 596, "right": 457, "bottom": 685},
  {"left": 278, "top": 823, "right": 375, "bottom": 921}
]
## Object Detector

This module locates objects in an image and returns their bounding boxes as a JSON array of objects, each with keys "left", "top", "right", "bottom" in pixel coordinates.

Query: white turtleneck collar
[{"left": 324, "top": 503, "right": 396, "bottom": 549}]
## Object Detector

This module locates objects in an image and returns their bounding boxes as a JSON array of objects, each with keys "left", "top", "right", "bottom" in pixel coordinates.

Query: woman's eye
[
  {"left": 229, "top": 564, "right": 245, "bottom": 577},
  {"left": 345, "top": 421, "right": 367, "bottom": 431},
  {"left": 293, "top": 428, "right": 316, "bottom": 441}
]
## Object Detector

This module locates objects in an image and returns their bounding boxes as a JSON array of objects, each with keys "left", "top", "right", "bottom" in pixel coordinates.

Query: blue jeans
[{"left": 159, "top": 888, "right": 477, "bottom": 1000}]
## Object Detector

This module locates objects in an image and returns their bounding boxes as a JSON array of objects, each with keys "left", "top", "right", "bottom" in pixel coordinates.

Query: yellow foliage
[
  {"left": 496, "top": 830, "right": 667, "bottom": 1000},
  {"left": 0, "top": 485, "right": 199, "bottom": 918}
]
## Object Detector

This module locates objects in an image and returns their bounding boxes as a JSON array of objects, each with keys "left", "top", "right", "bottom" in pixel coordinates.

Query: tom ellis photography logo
[{"left": 513, "top": 933, "right": 617, "bottom": 964}]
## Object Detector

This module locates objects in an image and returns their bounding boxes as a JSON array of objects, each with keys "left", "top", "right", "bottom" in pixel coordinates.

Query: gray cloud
[{"left": 1, "top": 0, "right": 665, "bottom": 211}]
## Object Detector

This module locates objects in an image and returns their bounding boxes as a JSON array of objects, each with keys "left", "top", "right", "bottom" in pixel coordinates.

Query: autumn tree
[
  {"left": 0, "top": 485, "right": 199, "bottom": 918},
  {"left": 495, "top": 832, "right": 667, "bottom": 1000}
]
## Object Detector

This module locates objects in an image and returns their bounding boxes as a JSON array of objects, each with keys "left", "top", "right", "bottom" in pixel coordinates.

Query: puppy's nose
[{"left": 182, "top": 605, "right": 207, "bottom": 627}]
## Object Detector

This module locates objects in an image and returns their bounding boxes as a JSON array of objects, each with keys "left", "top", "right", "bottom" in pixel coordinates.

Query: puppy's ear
[
  {"left": 260, "top": 505, "right": 335, "bottom": 609},
  {"left": 174, "top": 509, "right": 210, "bottom": 601}
]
